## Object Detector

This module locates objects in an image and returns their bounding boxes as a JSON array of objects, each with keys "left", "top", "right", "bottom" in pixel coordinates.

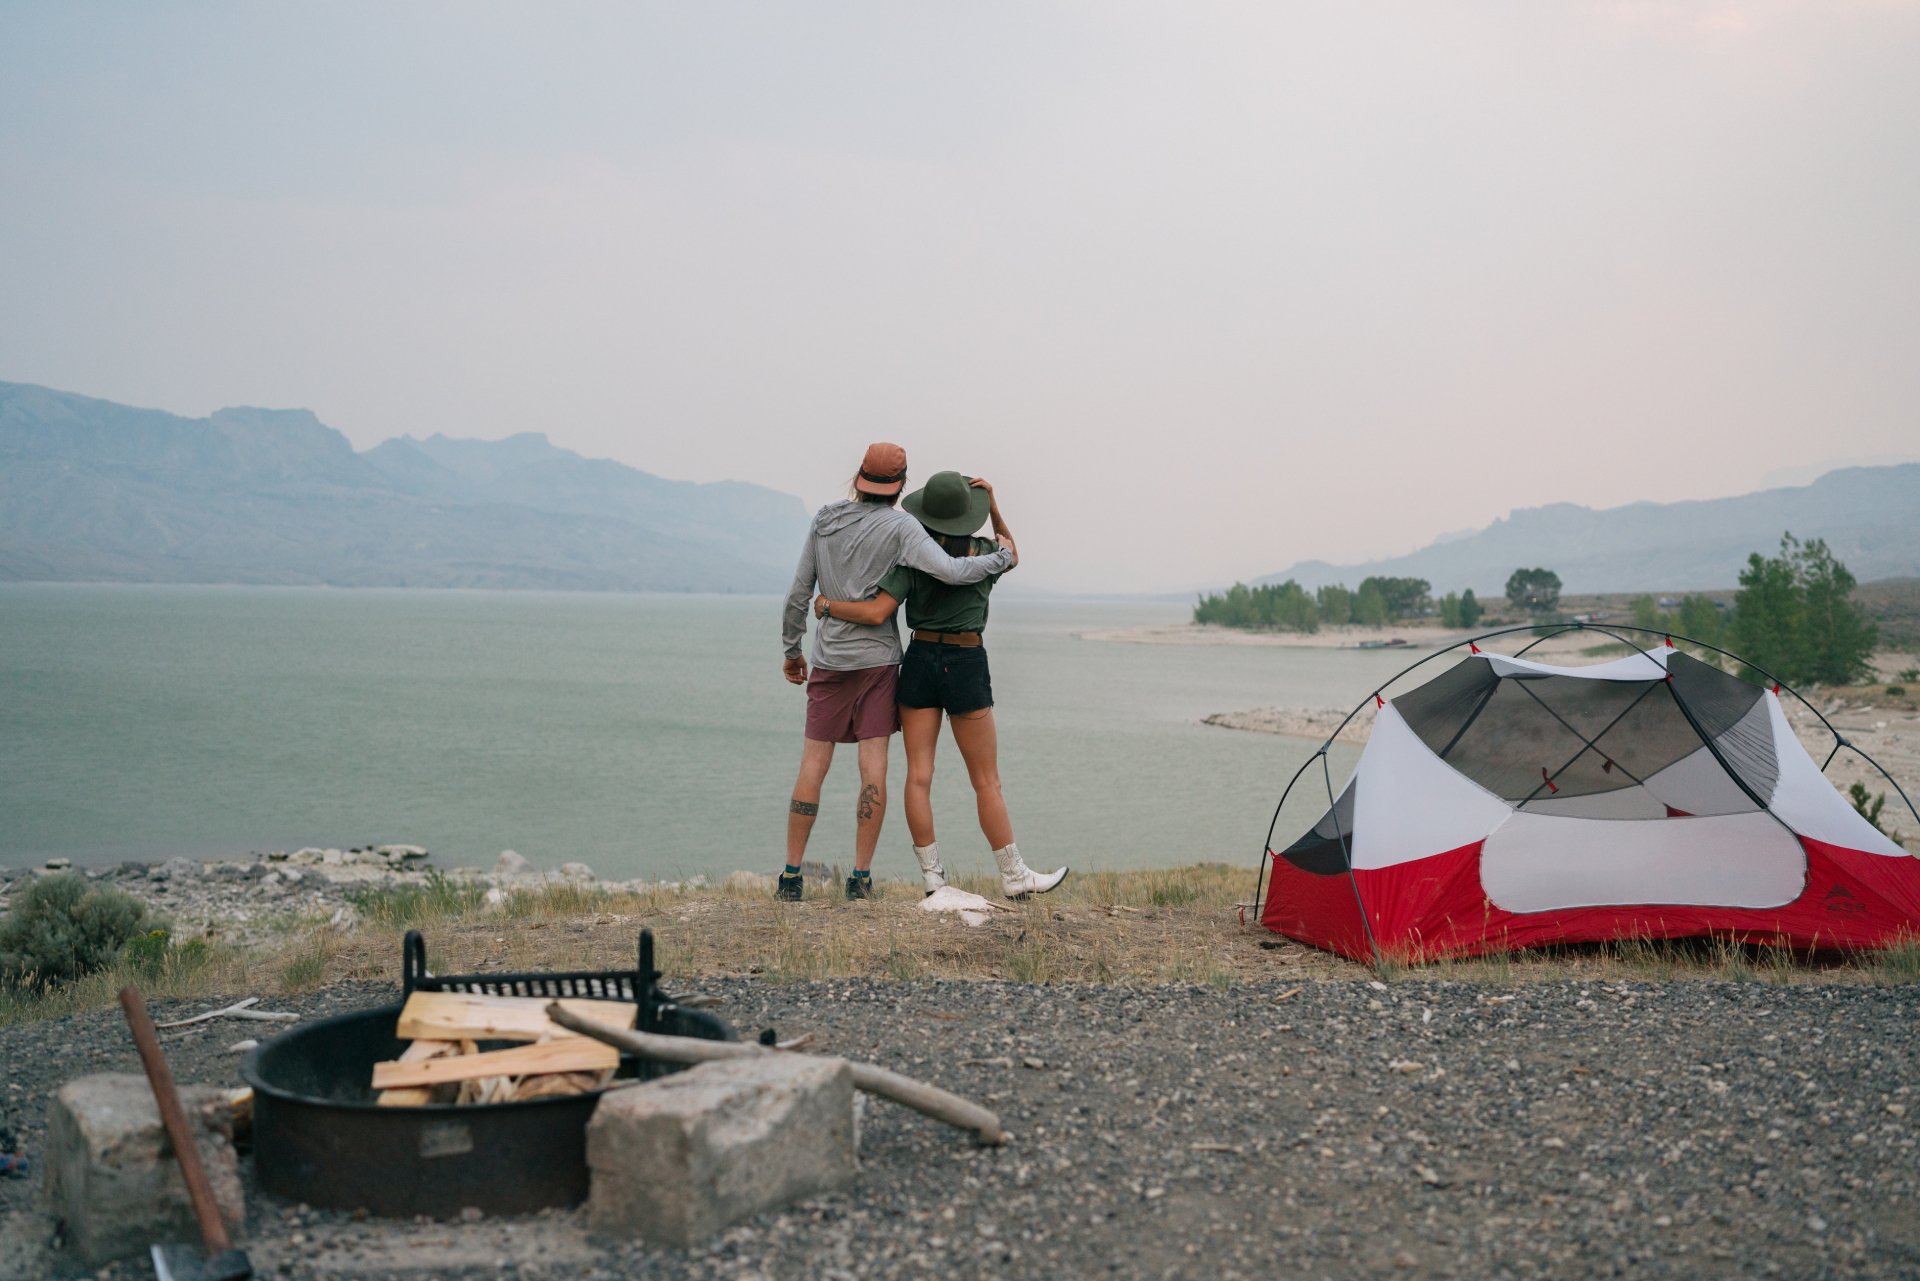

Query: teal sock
[
  {"left": 852, "top": 868, "right": 871, "bottom": 879},
  {"left": 783, "top": 864, "right": 801, "bottom": 877}
]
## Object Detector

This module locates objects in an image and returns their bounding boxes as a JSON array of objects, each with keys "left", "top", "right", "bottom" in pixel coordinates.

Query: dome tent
[{"left": 1257, "top": 627, "right": 1920, "bottom": 964}]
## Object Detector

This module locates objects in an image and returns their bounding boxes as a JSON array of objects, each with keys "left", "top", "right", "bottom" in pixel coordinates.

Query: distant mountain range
[
  {"left": 1257, "top": 464, "right": 1920, "bottom": 596},
  {"left": 0, "top": 382, "right": 809, "bottom": 592}
]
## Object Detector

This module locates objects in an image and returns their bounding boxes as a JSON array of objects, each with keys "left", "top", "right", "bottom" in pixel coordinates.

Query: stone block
[
  {"left": 586, "top": 1055, "right": 857, "bottom": 1248},
  {"left": 45, "top": 1073, "right": 244, "bottom": 1267}
]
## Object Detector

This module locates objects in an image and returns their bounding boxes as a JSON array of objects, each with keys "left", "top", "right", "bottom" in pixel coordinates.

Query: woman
[{"left": 814, "top": 471, "right": 1068, "bottom": 900}]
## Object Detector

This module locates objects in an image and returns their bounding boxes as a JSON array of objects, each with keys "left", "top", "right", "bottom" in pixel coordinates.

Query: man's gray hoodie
[{"left": 783, "top": 501, "right": 1014, "bottom": 671}]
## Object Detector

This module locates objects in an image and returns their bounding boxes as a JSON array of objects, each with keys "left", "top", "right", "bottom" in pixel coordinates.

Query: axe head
[{"left": 151, "top": 1243, "right": 253, "bottom": 1281}]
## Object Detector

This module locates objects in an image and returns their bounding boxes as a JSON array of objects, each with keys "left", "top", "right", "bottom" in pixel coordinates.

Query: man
[{"left": 778, "top": 442, "right": 1015, "bottom": 900}]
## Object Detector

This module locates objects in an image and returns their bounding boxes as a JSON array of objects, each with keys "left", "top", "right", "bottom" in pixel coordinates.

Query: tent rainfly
[{"left": 1259, "top": 635, "right": 1920, "bottom": 962}]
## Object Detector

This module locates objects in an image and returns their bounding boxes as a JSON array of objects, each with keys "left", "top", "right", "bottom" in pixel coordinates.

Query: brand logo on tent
[{"left": 1823, "top": 884, "right": 1866, "bottom": 916}]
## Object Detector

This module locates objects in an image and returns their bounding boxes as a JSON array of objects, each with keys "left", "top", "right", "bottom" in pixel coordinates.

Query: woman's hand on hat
[{"left": 968, "top": 477, "right": 993, "bottom": 494}]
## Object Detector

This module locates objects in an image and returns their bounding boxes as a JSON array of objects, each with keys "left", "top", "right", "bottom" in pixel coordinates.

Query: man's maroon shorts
[{"left": 804, "top": 664, "right": 901, "bottom": 743}]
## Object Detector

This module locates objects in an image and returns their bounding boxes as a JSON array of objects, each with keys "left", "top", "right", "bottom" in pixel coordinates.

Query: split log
[
  {"left": 514, "top": 1069, "right": 612, "bottom": 1101},
  {"left": 545, "top": 1002, "right": 1008, "bottom": 1146},
  {"left": 376, "top": 1039, "right": 460, "bottom": 1107},
  {"left": 396, "top": 991, "right": 637, "bottom": 1043},
  {"left": 372, "top": 1037, "right": 618, "bottom": 1090}
]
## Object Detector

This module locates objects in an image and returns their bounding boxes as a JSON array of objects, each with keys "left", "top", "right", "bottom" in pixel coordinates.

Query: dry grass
[{"left": 6, "top": 865, "right": 1919, "bottom": 1026}]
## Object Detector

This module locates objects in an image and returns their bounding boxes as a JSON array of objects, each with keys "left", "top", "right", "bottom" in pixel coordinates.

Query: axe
[{"left": 119, "top": 988, "right": 253, "bottom": 1281}]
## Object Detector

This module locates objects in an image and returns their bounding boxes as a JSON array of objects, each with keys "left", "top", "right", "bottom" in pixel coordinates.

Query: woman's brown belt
[{"left": 912, "top": 630, "right": 982, "bottom": 647}]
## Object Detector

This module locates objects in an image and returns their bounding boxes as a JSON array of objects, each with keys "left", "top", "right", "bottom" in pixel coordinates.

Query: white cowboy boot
[
  {"left": 994, "top": 843, "right": 1068, "bottom": 899},
  {"left": 913, "top": 842, "right": 948, "bottom": 896}
]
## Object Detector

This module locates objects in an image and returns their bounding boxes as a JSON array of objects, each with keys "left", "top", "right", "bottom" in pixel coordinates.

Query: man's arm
[
  {"left": 896, "top": 527, "right": 1013, "bottom": 586},
  {"left": 781, "top": 529, "right": 817, "bottom": 682},
  {"left": 814, "top": 590, "right": 901, "bottom": 627}
]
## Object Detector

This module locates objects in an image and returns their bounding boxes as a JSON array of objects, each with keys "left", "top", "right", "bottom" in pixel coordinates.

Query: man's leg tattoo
[
  {"left": 857, "top": 783, "right": 880, "bottom": 821},
  {"left": 789, "top": 798, "right": 819, "bottom": 816}
]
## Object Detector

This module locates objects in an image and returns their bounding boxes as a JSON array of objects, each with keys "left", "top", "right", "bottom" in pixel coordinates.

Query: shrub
[
  {"left": 0, "top": 874, "right": 148, "bottom": 989},
  {"left": 1887, "top": 686, "right": 1907, "bottom": 698},
  {"left": 1849, "top": 783, "right": 1889, "bottom": 835}
]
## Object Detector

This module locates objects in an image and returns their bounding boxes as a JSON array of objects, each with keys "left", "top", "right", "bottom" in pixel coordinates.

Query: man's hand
[
  {"left": 783, "top": 655, "right": 808, "bottom": 685},
  {"left": 814, "top": 593, "right": 829, "bottom": 620},
  {"left": 996, "top": 533, "right": 1019, "bottom": 568}
]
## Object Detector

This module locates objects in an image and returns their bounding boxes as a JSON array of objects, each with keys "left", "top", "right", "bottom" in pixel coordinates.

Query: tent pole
[
  {"left": 1321, "top": 749, "right": 1381, "bottom": 968},
  {"left": 1830, "top": 741, "right": 1920, "bottom": 829},
  {"left": 1253, "top": 751, "right": 1323, "bottom": 926},
  {"left": 1510, "top": 679, "right": 1659, "bottom": 807}
]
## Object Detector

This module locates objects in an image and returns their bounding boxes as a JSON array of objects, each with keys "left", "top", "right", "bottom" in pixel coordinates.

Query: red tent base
[{"left": 1261, "top": 836, "right": 1920, "bottom": 964}]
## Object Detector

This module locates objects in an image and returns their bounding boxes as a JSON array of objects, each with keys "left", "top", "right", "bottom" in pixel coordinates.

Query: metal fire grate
[{"left": 243, "top": 927, "right": 736, "bottom": 1217}]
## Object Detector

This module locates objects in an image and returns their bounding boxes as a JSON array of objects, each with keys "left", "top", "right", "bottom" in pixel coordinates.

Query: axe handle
[{"left": 120, "top": 988, "right": 233, "bottom": 1255}]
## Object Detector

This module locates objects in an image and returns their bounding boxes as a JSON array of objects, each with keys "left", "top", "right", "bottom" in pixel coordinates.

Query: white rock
[
  {"left": 495, "top": 850, "right": 533, "bottom": 877},
  {"left": 920, "top": 885, "right": 1007, "bottom": 928},
  {"left": 45, "top": 1074, "right": 244, "bottom": 1267},
  {"left": 376, "top": 843, "right": 429, "bottom": 860},
  {"left": 45, "top": 857, "right": 72, "bottom": 870},
  {"left": 587, "top": 1055, "right": 857, "bottom": 1248},
  {"left": 320, "top": 848, "right": 345, "bottom": 866},
  {"left": 557, "top": 862, "right": 597, "bottom": 882}
]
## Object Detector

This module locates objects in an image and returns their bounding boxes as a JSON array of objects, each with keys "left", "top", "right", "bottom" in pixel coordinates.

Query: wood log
[
  {"left": 545, "top": 1003, "right": 1008, "bottom": 1146},
  {"left": 396, "top": 991, "right": 637, "bottom": 1044},
  {"left": 376, "top": 1039, "right": 460, "bottom": 1106},
  {"left": 372, "top": 1037, "right": 619, "bottom": 1089},
  {"left": 513, "top": 1069, "right": 610, "bottom": 1100}
]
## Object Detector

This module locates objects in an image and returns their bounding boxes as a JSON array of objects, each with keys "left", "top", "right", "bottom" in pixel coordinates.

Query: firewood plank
[
  {"left": 395, "top": 992, "right": 637, "bottom": 1044},
  {"left": 372, "top": 1038, "right": 619, "bottom": 1089},
  {"left": 375, "top": 1039, "right": 462, "bottom": 1106}
]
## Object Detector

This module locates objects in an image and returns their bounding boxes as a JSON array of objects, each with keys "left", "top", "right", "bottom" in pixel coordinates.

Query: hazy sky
[{"left": 3, "top": 2, "right": 1916, "bottom": 592}]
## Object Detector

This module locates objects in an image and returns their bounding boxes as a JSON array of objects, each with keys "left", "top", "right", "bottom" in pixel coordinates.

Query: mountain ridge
[
  {"left": 1255, "top": 464, "right": 1920, "bottom": 596},
  {"left": 0, "top": 381, "right": 809, "bottom": 592}
]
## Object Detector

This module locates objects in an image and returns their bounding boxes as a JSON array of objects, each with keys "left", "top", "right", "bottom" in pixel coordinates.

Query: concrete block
[
  {"left": 586, "top": 1054, "right": 856, "bottom": 1247},
  {"left": 44, "top": 1073, "right": 244, "bottom": 1267}
]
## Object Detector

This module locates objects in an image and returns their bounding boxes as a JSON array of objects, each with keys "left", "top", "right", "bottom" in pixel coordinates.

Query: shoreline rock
[{"left": 0, "top": 849, "right": 709, "bottom": 947}]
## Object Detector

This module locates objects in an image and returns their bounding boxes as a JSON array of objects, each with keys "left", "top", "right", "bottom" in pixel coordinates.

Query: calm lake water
[{"left": 0, "top": 585, "right": 1415, "bottom": 883}]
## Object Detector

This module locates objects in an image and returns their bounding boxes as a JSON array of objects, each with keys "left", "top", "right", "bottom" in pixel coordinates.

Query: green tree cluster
[
  {"left": 1628, "top": 593, "right": 1728, "bottom": 646},
  {"left": 1505, "top": 567, "right": 1562, "bottom": 613},
  {"left": 1192, "top": 580, "right": 1319, "bottom": 631},
  {"left": 1194, "top": 574, "right": 1451, "bottom": 631},
  {"left": 1438, "top": 589, "right": 1483, "bottom": 629},
  {"left": 1730, "top": 533, "right": 1877, "bottom": 686}
]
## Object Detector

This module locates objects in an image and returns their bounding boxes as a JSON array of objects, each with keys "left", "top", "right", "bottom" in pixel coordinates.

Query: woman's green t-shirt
[{"left": 877, "top": 537, "right": 1002, "bottom": 634}]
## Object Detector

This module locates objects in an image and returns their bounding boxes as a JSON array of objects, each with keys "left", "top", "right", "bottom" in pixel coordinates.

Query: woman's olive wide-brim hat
[{"left": 901, "top": 470, "right": 991, "bottom": 537}]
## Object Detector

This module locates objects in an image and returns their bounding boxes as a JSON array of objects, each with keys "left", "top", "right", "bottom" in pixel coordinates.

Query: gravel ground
[{"left": 3, "top": 976, "right": 1917, "bottom": 1280}]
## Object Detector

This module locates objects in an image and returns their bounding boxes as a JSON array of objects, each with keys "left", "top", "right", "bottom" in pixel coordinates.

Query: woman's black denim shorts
[{"left": 897, "top": 641, "right": 994, "bottom": 715}]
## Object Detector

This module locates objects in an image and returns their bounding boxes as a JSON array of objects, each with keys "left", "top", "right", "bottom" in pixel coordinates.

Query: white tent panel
[
  {"left": 1349, "top": 704, "right": 1512, "bottom": 870},
  {"left": 1483, "top": 649, "right": 1671, "bottom": 682},
  {"left": 1482, "top": 809, "right": 1805, "bottom": 912},
  {"left": 1761, "top": 695, "right": 1909, "bottom": 857}
]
